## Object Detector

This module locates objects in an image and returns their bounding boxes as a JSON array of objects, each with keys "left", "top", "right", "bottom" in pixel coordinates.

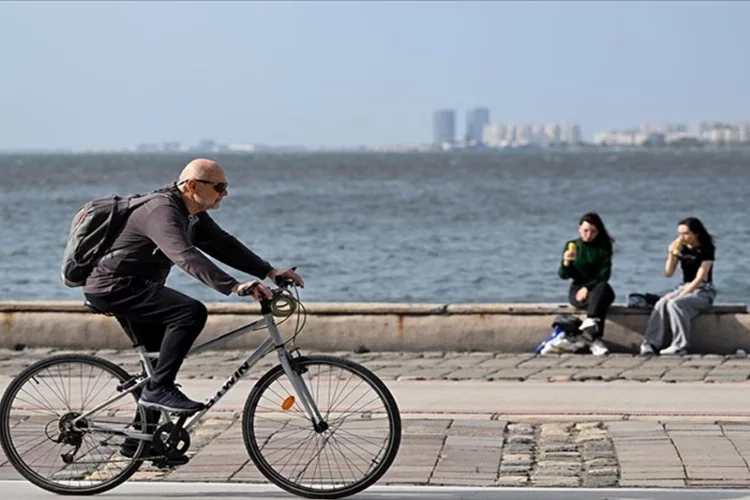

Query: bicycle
[{"left": 0, "top": 280, "right": 402, "bottom": 498}]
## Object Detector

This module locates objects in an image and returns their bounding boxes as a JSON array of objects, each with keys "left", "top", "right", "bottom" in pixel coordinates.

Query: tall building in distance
[
  {"left": 433, "top": 109, "right": 456, "bottom": 146},
  {"left": 465, "top": 107, "right": 490, "bottom": 144},
  {"left": 559, "top": 124, "right": 582, "bottom": 145}
]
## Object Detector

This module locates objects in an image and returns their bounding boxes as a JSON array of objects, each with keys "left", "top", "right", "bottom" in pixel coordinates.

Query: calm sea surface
[{"left": 1, "top": 151, "right": 748, "bottom": 304}]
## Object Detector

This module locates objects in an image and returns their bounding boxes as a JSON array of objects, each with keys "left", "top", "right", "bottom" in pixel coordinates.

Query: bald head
[
  {"left": 179, "top": 158, "right": 225, "bottom": 183},
  {"left": 177, "top": 158, "right": 228, "bottom": 213}
]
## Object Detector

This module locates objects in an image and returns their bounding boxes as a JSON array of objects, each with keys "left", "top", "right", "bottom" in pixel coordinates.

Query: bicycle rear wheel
[
  {"left": 242, "top": 355, "right": 401, "bottom": 499},
  {"left": 0, "top": 354, "right": 147, "bottom": 495}
]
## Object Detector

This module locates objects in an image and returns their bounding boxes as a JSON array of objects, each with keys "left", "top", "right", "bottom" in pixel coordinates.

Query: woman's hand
[
  {"left": 576, "top": 287, "right": 589, "bottom": 302},
  {"left": 562, "top": 249, "right": 576, "bottom": 266},
  {"left": 668, "top": 238, "right": 682, "bottom": 256}
]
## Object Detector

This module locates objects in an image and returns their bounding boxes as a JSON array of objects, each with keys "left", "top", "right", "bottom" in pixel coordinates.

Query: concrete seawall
[{"left": 1, "top": 301, "right": 748, "bottom": 354}]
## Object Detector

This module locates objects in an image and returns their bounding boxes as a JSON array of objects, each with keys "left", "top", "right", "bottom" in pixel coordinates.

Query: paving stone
[
  {"left": 397, "top": 368, "right": 455, "bottom": 380},
  {"left": 496, "top": 475, "right": 529, "bottom": 486},
  {"left": 619, "top": 369, "right": 668, "bottom": 381},
  {"left": 534, "top": 463, "right": 582, "bottom": 476},
  {"left": 619, "top": 479, "right": 684, "bottom": 487},
  {"left": 501, "top": 454, "right": 534, "bottom": 465},
  {"left": 587, "top": 466, "right": 619, "bottom": 477},
  {"left": 444, "top": 436, "right": 502, "bottom": 447},
  {"left": 528, "top": 369, "right": 580, "bottom": 380},
  {"left": 500, "top": 464, "right": 533, "bottom": 474},
  {"left": 507, "top": 423, "right": 534, "bottom": 435},
  {"left": 504, "top": 443, "right": 535, "bottom": 454},
  {"left": 661, "top": 368, "right": 711, "bottom": 382},
  {"left": 446, "top": 368, "right": 496, "bottom": 380},
  {"left": 582, "top": 475, "right": 619, "bottom": 487},
  {"left": 558, "top": 357, "right": 606, "bottom": 368},
  {"left": 585, "top": 457, "right": 619, "bottom": 468},
  {"left": 687, "top": 478, "right": 750, "bottom": 487},
  {"left": 681, "top": 358, "right": 725, "bottom": 367},
  {"left": 576, "top": 431, "right": 609, "bottom": 442},
  {"left": 530, "top": 476, "right": 580, "bottom": 487},
  {"left": 475, "top": 358, "right": 523, "bottom": 370},
  {"left": 507, "top": 435, "right": 535, "bottom": 444},
  {"left": 685, "top": 466, "right": 750, "bottom": 479},
  {"left": 619, "top": 469, "right": 686, "bottom": 480},
  {"left": 598, "top": 356, "right": 645, "bottom": 369},
  {"left": 516, "top": 358, "right": 567, "bottom": 369},
  {"left": 488, "top": 369, "right": 540, "bottom": 380},
  {"left": 430, "top": 477, "right": 498, "bottom": 486},
  {"left": 539, "top": 452, "right": 580, "bottom": 462}
]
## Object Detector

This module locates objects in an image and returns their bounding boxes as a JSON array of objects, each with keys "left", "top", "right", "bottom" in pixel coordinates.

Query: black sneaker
[
  {"left": 119, "top": 438, "right": 190, "bottom": 466},
  {"left": 138, "top": 384, "right": 205, "bottom": 414}
]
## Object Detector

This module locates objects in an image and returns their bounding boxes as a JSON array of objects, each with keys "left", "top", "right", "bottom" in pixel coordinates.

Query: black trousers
[
  {"left": 568, "top": 281, "right": 615, "bottom": 339},
  {"left": 84, "top": 277, "right": 208, "bottom": 388}
]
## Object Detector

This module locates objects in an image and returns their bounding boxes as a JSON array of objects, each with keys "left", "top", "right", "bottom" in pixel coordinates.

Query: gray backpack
[{"left": 60, "top": 192, "right": 168, "bottom": 287}]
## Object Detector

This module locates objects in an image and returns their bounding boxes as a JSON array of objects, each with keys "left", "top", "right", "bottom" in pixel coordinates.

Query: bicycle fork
[{"left": 267, "top": 315, "right": 327, "bottom": 432}]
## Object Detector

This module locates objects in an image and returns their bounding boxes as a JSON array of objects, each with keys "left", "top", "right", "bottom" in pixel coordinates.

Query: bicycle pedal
[{"left": 152, "top": 455, "right": 190, "bottom": 469}]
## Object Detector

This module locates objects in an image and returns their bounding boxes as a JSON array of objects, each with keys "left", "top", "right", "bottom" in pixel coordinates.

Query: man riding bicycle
[{"left": 82, "top": 158, "right": 304, "bottom": 418}]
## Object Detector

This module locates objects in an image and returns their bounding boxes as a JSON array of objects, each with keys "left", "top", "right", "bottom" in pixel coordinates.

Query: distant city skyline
[
  {"left": 1, "top": 2, "right": 749, "bottom": 151},
  {"left": 2, "top": 116, "right": 749, "bottom": 154}
]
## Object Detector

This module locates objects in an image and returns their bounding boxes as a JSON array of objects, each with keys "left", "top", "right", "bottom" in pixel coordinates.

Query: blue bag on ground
[{"left": 535, "top": 314, "right": 587, "bottom": 355}]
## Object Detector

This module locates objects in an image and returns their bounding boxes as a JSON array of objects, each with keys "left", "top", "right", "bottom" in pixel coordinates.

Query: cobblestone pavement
[
  {"left": 3, "top": 348, "right": 750, "bottom": 382},
  {"left": 4, "top": 348, "right": 750, "bottom": 488},
  {"left": 4, "top": 414, "right": 750, "bottom": 488}
]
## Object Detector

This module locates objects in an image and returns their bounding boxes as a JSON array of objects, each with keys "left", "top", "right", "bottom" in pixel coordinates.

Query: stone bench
[{"left": 0, "top": 301, "right": 747, "bottom": 354}]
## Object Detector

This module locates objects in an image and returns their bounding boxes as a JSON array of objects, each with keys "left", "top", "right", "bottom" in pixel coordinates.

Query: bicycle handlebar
[{"left": 236, "top": 267, "right": 299, "bottom": 297}]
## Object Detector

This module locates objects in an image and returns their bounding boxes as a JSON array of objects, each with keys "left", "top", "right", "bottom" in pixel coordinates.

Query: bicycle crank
[{"left": 151, "top": 422, "right": 191, "bottom": 459}]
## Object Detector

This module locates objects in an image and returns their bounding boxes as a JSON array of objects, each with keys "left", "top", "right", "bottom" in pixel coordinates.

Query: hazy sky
[{"left": 1, "top": 1, "right": 748, "bottom": 150}]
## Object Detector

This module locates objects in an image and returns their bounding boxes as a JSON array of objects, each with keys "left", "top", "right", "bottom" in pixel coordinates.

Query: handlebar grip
[
  {"left": 275, "top": 276, "right": 295, "bottom": 287},
  {"left": 237, "top": 281, "right": 260, "bottom": 297},
  {"left": 274, "top": 266, "right": 298, "bottom": 287}
]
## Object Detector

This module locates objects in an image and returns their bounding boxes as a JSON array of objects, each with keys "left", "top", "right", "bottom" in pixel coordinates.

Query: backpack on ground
[
  {"left": 60, "top": 191, "right": 168, "bottom": 287},
  {"left": 535, "top": 314, "right": 587, "bottom": 355}
]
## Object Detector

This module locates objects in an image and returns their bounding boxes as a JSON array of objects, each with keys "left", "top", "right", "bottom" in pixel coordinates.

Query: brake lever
[
  {"left": 237, "top": 281, "right": 261, "bottom": 297},
  {"left": 274, "top": 266, "right": 298, "bottom": 288}
]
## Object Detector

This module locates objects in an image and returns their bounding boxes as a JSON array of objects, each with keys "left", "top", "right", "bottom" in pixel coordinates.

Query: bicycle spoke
[
  {"left": 24, "top": 380, "right": 64, "bottom": 416},
  {"left": 330, "top": 424, "right": 390, "bottom": 453},
  {"left": 1, "top": 356, "right": 146, "bottom": 494},
  {"left": 327, "top": 434, "right": 369, "bottom": 478},
  {"left": 247, "top": 357, "right": 400, "bottom": 495}
]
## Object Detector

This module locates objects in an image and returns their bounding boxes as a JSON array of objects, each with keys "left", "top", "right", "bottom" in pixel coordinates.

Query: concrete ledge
[{"left": 1, "top": 301, "right": 748, "bottom": 354}]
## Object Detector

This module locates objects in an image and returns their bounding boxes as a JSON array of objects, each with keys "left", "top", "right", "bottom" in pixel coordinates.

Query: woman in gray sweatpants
[{"left": 641, "top": 217, "right": 716, "bottom": 356}]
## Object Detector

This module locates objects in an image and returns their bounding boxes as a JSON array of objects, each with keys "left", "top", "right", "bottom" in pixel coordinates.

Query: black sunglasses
[{"left": 183, "top": 179, "right": 228, "bottom": 193}]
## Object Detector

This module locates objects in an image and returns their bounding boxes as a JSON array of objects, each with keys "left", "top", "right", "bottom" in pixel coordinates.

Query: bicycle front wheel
[
  {"left": 0, "top": 354, "right": 147, "bottom": 495},
  {"left": 242, "top": 355, "right": 401, "bottom": 499}
]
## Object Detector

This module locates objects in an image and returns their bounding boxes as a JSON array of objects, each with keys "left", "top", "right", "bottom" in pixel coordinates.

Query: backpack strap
[{"left": 97, "top": 193, "right": 172, "bottom": 263}]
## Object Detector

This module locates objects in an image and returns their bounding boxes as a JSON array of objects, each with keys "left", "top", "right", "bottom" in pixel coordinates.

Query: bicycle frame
[{"left": 72, "top": 306, "right": 325, "bottom": 442}]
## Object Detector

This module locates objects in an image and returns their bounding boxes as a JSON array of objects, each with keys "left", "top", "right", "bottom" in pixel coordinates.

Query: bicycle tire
[
  {"left": 0, "top": 354, "right": 147, "bottom": 495},
  {"left": 242, "top": 355, "right": 401, "bottom": 499}
]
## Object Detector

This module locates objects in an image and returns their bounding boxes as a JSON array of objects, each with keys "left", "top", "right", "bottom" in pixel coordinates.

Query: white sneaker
[
  {"left": 639, "top": 343, "right": 655, "bottom": 356},
  {"left": 579, "top": 317, "right": 600, "bottom": 341},
  {"left": 660, "top": 344, "right": 687, "bottom": 355},
  {"left": 589, "top": 339, "right": 609, "bottom": 356}
]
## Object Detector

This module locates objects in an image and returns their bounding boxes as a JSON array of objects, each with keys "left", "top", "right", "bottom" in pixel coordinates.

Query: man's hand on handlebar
[
  {"left": 267, "top": 267, "right": 305, "bottom": 288},
  {"left": 233, "top": 280, "right": 273, "bottom": 301}
]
